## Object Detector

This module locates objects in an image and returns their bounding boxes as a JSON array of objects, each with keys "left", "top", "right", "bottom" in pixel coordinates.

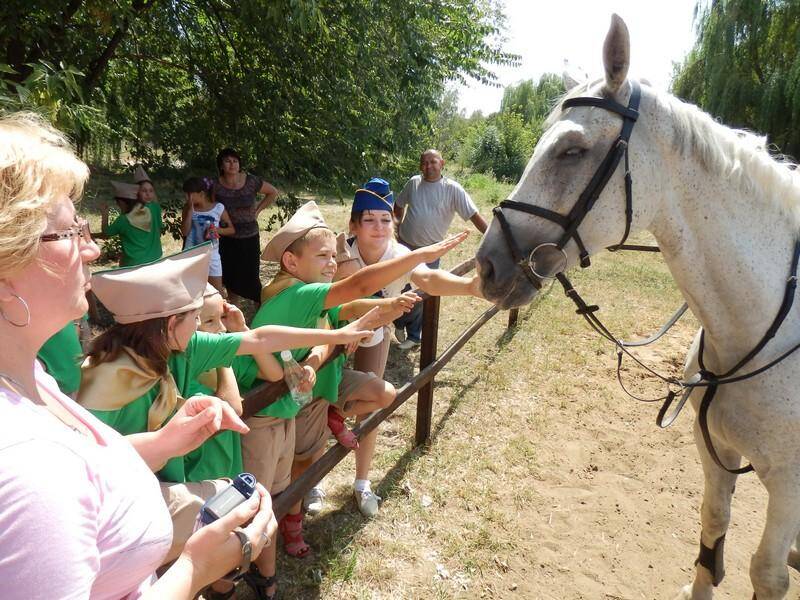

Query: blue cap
[{"left": 353, "top": 177, "right": 394, "bottom": 212}]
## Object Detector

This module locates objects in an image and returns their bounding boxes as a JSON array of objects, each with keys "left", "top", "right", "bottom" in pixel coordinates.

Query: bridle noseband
[
  {"left": 492, "top": 80, "right": 643, "bottom": 289},
  {"left": 490, "top": 79, "right": 800, "bottom": 477}
]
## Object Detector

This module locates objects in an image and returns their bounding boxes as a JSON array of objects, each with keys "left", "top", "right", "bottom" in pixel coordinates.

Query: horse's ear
[{"left": 602, "top": 13, "right": 630, "bottom": 96}]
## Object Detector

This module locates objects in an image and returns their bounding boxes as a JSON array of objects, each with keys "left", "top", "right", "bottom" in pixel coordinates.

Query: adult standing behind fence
[
  {"left": 392, "top": 149, "right": 488, "bottom": 349},
  {"left": 213, "top": 148, "right": 280, "bottom": 305}
]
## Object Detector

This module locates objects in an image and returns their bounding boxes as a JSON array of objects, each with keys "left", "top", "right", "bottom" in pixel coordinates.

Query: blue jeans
[{"left": 394, "top": 253, "right": 440, "bottom": 343}]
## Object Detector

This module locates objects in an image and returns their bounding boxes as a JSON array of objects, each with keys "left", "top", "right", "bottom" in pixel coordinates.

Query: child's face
[
  {"left": 199, "top": 294, "right": 226, "bottom": 334},
  {"left": 138, "top": 182, "right": 156, "bottom": 202},
  {"left": 167, "top": 308, "right": 201, "bottom": 351},
  {"left": 351, "top": 210, "right": 393, "bottom": 249},
  {"left": 189, "top": 191, "right": 209, "bottom": 210},
  {"left": 285, "top": 236, "right": 338, "bottom": 283}
]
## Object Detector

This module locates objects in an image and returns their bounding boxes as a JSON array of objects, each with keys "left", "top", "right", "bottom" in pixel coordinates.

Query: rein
[{"left": 493, "top": 79, "right": 800, "bottom": 475}]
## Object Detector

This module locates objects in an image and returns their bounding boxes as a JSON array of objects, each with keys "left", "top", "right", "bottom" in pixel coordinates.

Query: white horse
[{"left": 476, "top": 14, "right": 800, "bottom": 600}]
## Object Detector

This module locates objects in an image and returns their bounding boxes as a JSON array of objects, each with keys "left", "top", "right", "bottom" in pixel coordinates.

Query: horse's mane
[{"left": 547, "top": 80, "right": 800, "bottom": 220}]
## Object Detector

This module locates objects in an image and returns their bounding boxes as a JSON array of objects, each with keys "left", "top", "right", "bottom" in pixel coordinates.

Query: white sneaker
[
  {"left": 354, "top": 489, "right": 382, "bottom": 518},
  {"left": 394, "top": 327, "right": 406, "bottom": 344},
  {"left": 397, "top": 338, "right": 421, "bottom": 351},
  {"left": 303, "top": 486, "right": 326, "bottom": 516}
]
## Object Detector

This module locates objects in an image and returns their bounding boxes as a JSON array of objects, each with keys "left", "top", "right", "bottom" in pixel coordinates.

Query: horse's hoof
[{"left": 673, "top": 584, "right": 712, "bottom": 600}]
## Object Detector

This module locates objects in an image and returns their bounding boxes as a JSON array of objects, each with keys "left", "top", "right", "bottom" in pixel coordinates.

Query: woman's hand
[
  {"left": 413, "top": 231, "right": 469, "bottom": 264},
  {"left": 222, "top": 302, "right": 248, "bottom": 332},
  {"left": 159, "top": 395, "right": 250, "bottom": 458},
  {"left": 175, "top": 483, "right": 277, "bottom": 590},
  {"left": 295, "top": 365, "right": 316, "bottom": 393}
]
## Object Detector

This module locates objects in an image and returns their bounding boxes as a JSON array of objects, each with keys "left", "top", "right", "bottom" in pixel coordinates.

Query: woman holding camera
[{"left": 0, "top": 113, "right": 274, "bottom": 599}]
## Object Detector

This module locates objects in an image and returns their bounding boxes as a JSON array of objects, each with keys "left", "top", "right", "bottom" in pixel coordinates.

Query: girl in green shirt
[{"left": 99, "top": 179, "right": 163, "bottom": 267}]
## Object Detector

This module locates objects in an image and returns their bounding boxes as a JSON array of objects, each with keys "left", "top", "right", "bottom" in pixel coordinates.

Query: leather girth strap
[{"left": 695, "top": 534, "right": 726, "bottom": 587}]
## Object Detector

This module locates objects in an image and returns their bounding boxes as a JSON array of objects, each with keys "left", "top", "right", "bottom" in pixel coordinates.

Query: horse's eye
[{"left": 560, "top": 147, "right": 585, "bottom": 158}]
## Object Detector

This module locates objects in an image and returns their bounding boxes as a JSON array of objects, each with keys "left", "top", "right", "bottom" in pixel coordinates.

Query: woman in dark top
[{"left": 213, "top": 148, "right": 279, "bottom": 304}]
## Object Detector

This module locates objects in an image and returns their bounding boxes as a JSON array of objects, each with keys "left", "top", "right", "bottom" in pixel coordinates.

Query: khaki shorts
[
  {"left": 293, "top": 398, "right": 328, "bottom": 462},
  {"left": 334, "top": 367, "right": 381, "bottom": 412},
  {"left": 159, "top": 479, "right": 227, "bottom": 564},
  {"left": 241, "top": 415, "right": 294, "bottom": 495}
]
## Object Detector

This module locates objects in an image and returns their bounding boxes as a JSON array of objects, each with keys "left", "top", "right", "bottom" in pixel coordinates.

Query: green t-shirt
[
  {"left": 106, "top": 202, "right": 163, "bottom": 267},
  {"left": 237, "top": 282, "right": 346, "bottom": 419},
  {"left": 89, "top": 331, "right": 243, "bottom": 482},
  {"left": 38, "top": 321, "right": 83, "bottom": 395},
  {"left": 182, "top": 356, "right": 251, "bottom": 482}
]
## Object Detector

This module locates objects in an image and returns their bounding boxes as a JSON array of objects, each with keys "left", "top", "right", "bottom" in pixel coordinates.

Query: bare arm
[
  {"left": 181, "top": 197, "right": 193, "bottom": 238},
  {"left": 470, "top": 211, "right": 488, "bottom": 234},
  {"left": 324, "top": 232, "right": 468, "bottom": 309},
  {"left": 410, "top": 269, "right": 483, "bottom": 298},
  {"left": 254, "top": 352, "right": 283, "bottom": 382},
  {"left": 217, "top": 209, "right": 236, "bottom": 236},
  {"left": 393, "top": 203, "right": 405, "bottom": 223},
  {"left": 214, "top": 367, "right": 243, "bottom": 415},
  {"left": 255, "top": 181, "right": 280, "bottom": 215},
  {"left": 338, "top": 292, "right": 420, "bottom": 321}
]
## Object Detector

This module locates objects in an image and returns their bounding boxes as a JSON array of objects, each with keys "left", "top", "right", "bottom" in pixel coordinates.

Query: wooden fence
[{"left": 237, "top": 258, "right": 519, "bottom": 519}]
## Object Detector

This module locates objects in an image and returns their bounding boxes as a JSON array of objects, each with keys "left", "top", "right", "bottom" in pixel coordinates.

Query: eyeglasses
[{"left": 40, "top": 217, "right": 93, "bottom": 243}]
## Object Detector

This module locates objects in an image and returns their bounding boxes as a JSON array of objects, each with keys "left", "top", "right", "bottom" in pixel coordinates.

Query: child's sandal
[
  {"left": 327, "top": 405, "right": 359, "bottom": 449},
  {"left": 242, "top": 566, "right": 278, "bottom": 600},
  {"left": 279, "top": 512, "right": 312, "bottom": 558}
]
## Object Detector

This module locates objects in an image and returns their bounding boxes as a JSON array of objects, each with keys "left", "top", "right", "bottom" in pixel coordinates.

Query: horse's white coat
[{"left": 476, "top": 14, "right": 800, "bottom": 600}]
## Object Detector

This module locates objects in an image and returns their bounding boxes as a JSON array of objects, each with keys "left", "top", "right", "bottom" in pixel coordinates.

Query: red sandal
[
  {"left": 279, "top": 512, "right": 312, "bottom": 558},
  {"left": 327, "top": 405, "right": 359, "bottom": 449}
]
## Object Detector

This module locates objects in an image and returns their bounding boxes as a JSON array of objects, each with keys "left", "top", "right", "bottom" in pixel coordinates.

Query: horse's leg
[
  {"left": 674, "top": 422, "right": 740, "bottom": 600},
  {"left": 749, "top": 475, "right": 800, "bottom": 599}
]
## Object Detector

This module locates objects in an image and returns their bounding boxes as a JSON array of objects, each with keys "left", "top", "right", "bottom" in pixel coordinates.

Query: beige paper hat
[
  {"left": 133, "top": 165, "right": 151, "bottom": 184},
  {"left": 92, "top": 244, "right": 212, "bottom": 324},
  {"left": 111, "top": 180, "right": 139, "bottom": 201},
  {"left": 261, "top": 201, "right": 329, "bottom": 262},
  {"left": 203, "top": 283, "right": 221, "bottom": 298}
]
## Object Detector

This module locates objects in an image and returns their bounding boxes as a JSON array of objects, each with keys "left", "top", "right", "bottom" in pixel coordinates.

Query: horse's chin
[{"left": 481, "top": 276, "right": 539, "bottom": 309}]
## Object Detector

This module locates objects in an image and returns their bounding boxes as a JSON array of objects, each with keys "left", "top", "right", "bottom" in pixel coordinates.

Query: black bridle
[{"left": 491, "top": 80, "right": 800, "bottom": 476}]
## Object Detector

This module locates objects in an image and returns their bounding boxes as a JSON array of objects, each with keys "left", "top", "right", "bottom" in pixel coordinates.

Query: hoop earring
[{"left": 0, "top": 293, "right": 31, "bottom": 327}]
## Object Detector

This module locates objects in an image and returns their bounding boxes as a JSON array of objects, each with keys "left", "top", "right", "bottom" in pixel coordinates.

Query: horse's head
[{"left": 477, "top": 15, "right": 658, "bottom": 308}]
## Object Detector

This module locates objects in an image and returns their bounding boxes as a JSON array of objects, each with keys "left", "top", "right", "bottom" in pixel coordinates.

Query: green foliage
[
  {"left": 451, "top": 73, "right": 564, "bottom": 182},
  {"left": 0, "top": 0, "right": 515, "bottom": 183},
  {"left": 672, "top": 0, "right": 800, "bottom": 158}
]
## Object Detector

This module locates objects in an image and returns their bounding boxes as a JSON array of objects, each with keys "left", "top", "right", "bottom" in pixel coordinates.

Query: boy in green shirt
[{"left": 235, "top": 201, "right": 466, "bottom": 600}]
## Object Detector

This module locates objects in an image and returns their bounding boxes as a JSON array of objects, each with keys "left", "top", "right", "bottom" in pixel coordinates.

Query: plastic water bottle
[{"left": 280, "top": 350, "right": 313, "bottom": 408}]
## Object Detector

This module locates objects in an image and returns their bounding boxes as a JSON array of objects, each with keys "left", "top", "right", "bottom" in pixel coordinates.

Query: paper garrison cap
[
  {"left": 111, "top": 180, "right": 139, "bottom": 201},
  {"left": 261, "top": 200, "right": 330, "bottom": 262},
  {"left": 203, "top": 283, "right": 221, "bottom": 298},
  {"left": 91, "top": 244, "right": 212, "bottom": 324},
  {"left": 133, "top": 165, "right": 151, "bottom": 184},
  {"left": 353, "top": 177, "right": 394, "bottom": 212}
]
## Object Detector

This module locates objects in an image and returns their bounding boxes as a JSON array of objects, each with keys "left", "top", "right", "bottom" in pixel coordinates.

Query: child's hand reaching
[
  {"left": 295, "top": 364, "right": 316, "bottom": 393},
  {"left": 338, "top": 307, "right": 382, "bottom": 344},
  {"left": 414, "top": 231, "right": 469, "bottom": 264},
  {"left": 222, "top": 301, "right": 248, "bottom": 332},
  {"left": 386, "top": 291, "right": 421, "bottom": 315}
]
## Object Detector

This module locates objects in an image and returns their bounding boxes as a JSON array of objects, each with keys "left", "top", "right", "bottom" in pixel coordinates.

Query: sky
[{"left": 457, "top": 0, "right": 701, "bottom": 115}]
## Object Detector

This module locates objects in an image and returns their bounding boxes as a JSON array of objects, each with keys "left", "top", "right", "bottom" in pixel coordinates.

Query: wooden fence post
[{"left": 414, "top": 295, "right": 440, "bottom": 447}]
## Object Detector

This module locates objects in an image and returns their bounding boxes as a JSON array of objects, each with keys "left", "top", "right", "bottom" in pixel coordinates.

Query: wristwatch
[{"left": 222, "top": 527, "right": 252, "bottom": 582}]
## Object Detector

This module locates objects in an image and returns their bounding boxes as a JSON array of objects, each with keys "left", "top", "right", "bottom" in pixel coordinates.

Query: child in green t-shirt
[
  {"left": 234, "top": 201, "right": 466, "bottom": 600},
  {"left": 98, "top": 177, "right": 163, "bottom": 267},
  {"left": 37, "top": 319, "right": 84, "bottom": 398}
]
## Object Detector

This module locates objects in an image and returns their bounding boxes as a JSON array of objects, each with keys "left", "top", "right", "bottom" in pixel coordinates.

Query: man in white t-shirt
[{"left": 392, "top": 149, "right": 488, "bottom": 349}]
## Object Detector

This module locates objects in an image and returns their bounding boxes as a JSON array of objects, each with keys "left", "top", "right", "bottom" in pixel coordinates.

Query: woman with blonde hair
[{"left": 0, "top": 113, "right": 274, "bottom": 599}]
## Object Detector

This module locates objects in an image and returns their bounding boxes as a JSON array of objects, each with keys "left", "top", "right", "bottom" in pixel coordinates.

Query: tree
[{"left": 672, "top": 0, "right": 800, "bottom": 158}]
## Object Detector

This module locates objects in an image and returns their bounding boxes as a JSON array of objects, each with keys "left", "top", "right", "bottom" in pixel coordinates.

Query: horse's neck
[{"left": 648, "top": 154, "right": 798, "bottom": 371}]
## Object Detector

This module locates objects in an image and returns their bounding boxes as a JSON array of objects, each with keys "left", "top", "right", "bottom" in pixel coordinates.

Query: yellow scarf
[
  {"left": 78, "top": 347, "right": 182, "bottom": 431},
  {"left": 126, "top": 203, "right": 152, "bottom": 232},
  {"left": 260, "top": 270, "right": 304, "bottom": 304}
]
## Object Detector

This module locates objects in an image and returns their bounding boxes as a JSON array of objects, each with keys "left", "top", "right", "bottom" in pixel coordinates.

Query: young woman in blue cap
[{"left": 319, "top": 177, "right": 485, "bottom": 517}]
